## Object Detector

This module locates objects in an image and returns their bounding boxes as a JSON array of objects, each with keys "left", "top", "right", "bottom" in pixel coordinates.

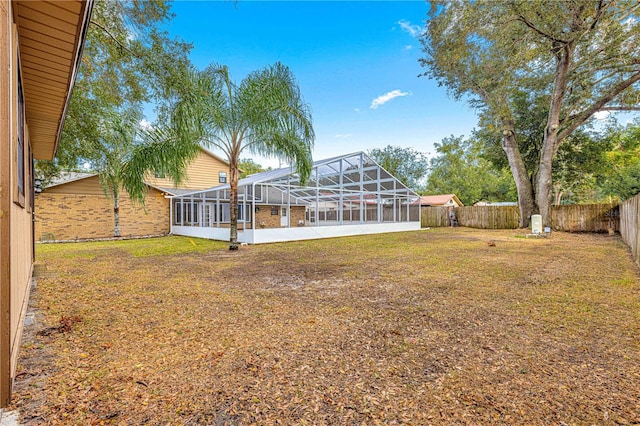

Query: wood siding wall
[
  {"left": 421, "top": 204, "right": 620, "bottom": 232},
  {"left": 144, "top": 149, "right": 229, "bottom": 190},
  {"left": 0, "top": 0, "right": 12, "bottom": 404},
  {"left": 620, "top": 194, "right": 640, "bottom": 268},
  {"left": 1, "top": 2, "right": 36, "bottom": 405},
  {"left": 45, "top": 174, "right": 104, "bottom": 195}
]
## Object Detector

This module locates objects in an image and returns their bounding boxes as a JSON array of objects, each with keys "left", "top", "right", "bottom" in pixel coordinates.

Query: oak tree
[{"left": 420, "top": 0, "right": 640, "bottom": 226}]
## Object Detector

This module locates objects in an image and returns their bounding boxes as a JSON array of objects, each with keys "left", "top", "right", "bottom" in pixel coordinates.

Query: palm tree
[
  {"left": 124, "top": 62, "right": 315, "bottom": 250},
  {"left": 92, "top": 107, "right": 142, "bottom": 237}
]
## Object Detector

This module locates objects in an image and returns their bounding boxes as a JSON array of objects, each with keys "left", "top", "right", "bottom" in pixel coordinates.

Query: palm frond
[{"left": 122, "top": 124, "right": 200, "bottom": 204}]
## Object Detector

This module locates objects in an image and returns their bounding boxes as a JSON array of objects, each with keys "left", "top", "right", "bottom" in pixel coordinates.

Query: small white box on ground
[{"left": 531, "top": 214, "right": 542, "bottom": 234}]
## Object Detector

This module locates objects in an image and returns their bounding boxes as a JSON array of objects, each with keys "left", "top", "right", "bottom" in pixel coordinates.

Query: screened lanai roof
[{"left": 173, "top": 152, "right": 419, "bottom": 205}]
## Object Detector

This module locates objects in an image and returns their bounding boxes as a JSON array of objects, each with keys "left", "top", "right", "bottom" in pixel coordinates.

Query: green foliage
[
  {"left": 596, "top": 121, "right": 640, "bottom": 201},
  {"left": 36, "top": 0, "right": 192, "bottom": 182},
  {"left": 239, "top": 158, "right": 270, "bottom": 178},
  {"left": 93, "top": 107, "right": 142, "bottom": 197},
  {"left": 425, "top": 135, "right": 516, "bottom": 205},
  {"left": 367, "top": 146, "right": 429, "bottom": 191}
]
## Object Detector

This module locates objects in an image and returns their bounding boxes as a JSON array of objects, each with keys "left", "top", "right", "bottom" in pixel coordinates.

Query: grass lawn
[{"left": 10, "top": 228, "right": 640, "bottom": 424}]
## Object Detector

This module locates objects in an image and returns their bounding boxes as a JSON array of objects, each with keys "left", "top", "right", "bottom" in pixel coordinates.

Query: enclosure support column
[
  {"left": 287, "top": 175, "right": 291, "bottom": 228},
  {"left": 315, "top": 167, "right": 319, "bottom": 227},
  {"left": 169, "top": 198, "right": 173, "bottom": 233},
  {"left": 377, "top": 166, "right": 381, "bottom": 223},
  {"left": 199, "top": 194, "right": 204, "bottom": 227},
  {"left": 406, "top": 192, "right": 409, "bottom": 222},
  {"left": 252, "top": 183, "right": 256, "bottom": 232},
  {"left": 359, "top": 153, "right": 364, "bottom": 224},
  {"left": 190, "top": 196, "right": 195, "bottom": 225},
  {"left": 393, "top": 180, "right": 397, "bottom": 223},
  {"left": 339, "top": 159, "right": 343, "bottom": 225},
  {"left": 216, "top": 191, "right": 220, "bottom": 228}
]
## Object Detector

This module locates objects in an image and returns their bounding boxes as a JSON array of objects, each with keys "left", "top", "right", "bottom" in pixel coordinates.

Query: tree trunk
[
  {"left": 501, "top": 119, "right": 536, "bottom": 228},
  {"left": 553, "top": 184, "right": 564, "bottom": 206},
  {"left": 228, "top": 159, "right": 239, "bottom": 251},
  {"left": 536, "top": 134, "right": 556, "bottom": 226},
  {"left": 113, "top": 190, "right": 121, "bottom": 238},
  {"left": 537, "top": 41, "right": 573, "bottom": 226}
]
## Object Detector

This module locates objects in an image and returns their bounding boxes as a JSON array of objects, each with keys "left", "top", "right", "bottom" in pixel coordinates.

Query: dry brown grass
[{"left": 10, "top": 228, "right": 640, "bottom": 425}]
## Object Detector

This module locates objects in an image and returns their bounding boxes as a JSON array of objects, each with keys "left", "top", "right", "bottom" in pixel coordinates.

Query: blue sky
[{"left": 157, "top": 1, "right": 478, "bottom": 168}]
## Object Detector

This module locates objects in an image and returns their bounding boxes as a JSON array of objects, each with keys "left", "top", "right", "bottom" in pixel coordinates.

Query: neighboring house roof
[
  {"left": 44, "top": 174, "right": 190, "bottom": 197},
  {"left": 155, "top": 187, "right": 195, "bottom": 196},
  {"left": 417, "top": 194, "right": 464, "bottom": 207},
  {"left": 15, "top": 0, "right": 94, "bottom": 160},
  {"left": 474, "top": 201, "right": 518, "bottom": 206}
]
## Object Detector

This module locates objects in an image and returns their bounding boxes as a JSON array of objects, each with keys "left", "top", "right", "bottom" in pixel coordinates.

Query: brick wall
[
  {"left": 35, "top": 190, "right": 170, "bottom": 241},
  {"left": 255, "top": 205, "right": 306, "bottom": 228}
]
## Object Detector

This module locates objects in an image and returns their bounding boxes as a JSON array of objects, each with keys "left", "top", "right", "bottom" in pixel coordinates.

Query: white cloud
[
  {"left": 398, "top": 20, "right": 422, "bottom": 38},
  {"left": 370, "top": 90, "right": 411, "bottom": 109},
  {"left": 354, "top": 108, "right": 361, "bottom": 113},
  {"left": 594, "top": 111, "right": 610, "bottom": 120},
  {"left": 404, "top": 45, "right": 413, "bottom": 51},
  {"left": 623, "top": 16, "right": 637, "bottom": 30},
  {"left": 335, "top": 134, "right": 352, "bottom": 139},
  {"left": 139, "top": 118, "right": 153, "bottom": 130}
]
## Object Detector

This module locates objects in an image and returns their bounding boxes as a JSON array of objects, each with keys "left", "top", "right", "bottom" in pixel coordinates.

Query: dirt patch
[{"left": 9, "top": 229, "right": 640, "bottom": 424}]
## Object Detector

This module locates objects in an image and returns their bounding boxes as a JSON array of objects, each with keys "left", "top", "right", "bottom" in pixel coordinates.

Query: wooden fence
[
  {"left": 421, "top": 203, "right": 620, "bottom": 232},
  {"left": 620, "top": 194, "right": 640, "bottom": 267}
]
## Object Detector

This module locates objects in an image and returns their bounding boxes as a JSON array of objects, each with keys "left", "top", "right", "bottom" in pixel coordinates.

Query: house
[
  {"left": 416, "top": 194, "right": 464, "bottom": 207},
  {"left": 0, "top": 0, "right": 93, "bottom": 406},
  {"left": 34, "top": 147, "right": 231, "bottom": 241},
  {"left": 172, "top": 152, "right": 422, "bottom": 244}
]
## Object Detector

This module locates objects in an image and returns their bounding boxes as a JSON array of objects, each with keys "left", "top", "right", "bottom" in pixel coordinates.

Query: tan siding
[
  {"left": 2, "top": 3, "right": 36, "bottom": 405},
  {"left": 35, "top": 187, "right": 170, "bottom": 240},
  {"left": 9, "top": 198, "right": 33, "bottom": 385},
  {"left": 45, "top": 174, "right": 103, "bottom": 195},
  {"left": 145, "top": 149, "right": 229, "bottom": 190},
  {"left": 0, "top": 0, "right": 12, "bottom": 405}
]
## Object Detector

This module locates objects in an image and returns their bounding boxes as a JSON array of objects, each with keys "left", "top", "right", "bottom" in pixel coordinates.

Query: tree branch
[
  {"left": 559, "top": 70, "right": 640, "bottom": 141},
  {"left": 598, "top": 106, "right": 640, "bottom": 112},
  {"left": 90, "top": 20, "right": 140, "bottom": 58},
  {"left": 515, "top": 14, "right": 568, "bottom": 45}
]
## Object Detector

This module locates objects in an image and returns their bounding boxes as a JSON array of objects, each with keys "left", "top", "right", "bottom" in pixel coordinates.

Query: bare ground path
[{"left": 9, "top": 228, "right": 640, "bottom": 425}]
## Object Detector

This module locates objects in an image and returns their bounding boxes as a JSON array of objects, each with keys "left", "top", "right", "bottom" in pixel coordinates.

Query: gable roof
[
  {"left": 46, "top": 172, "right": 97, "bottom": 188},
  {"left": 417, "top": 194, "right": 463, "bottom": 206}
]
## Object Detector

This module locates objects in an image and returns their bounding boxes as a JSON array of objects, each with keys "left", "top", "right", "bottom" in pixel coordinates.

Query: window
[
  {"left": 154, "top": 170, "right": 165, "bottom": 179},
  {"left": 15, "top": 55, "right": 25, "bottom": 207},
  {"left": 219, "top": 172, "right": 227, "bottom": 183}
]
